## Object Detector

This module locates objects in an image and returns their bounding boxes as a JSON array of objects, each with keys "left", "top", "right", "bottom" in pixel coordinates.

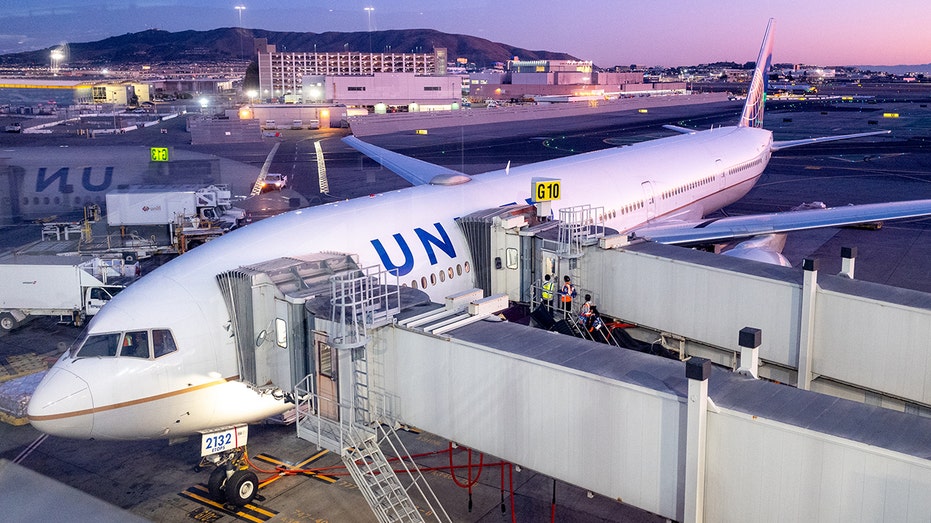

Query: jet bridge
[
  {"left": 216, "top": 252, "right": 368, "bottom": 393},
  {"left": 456, "top": 202, "right": 608, "bottom": 305}
]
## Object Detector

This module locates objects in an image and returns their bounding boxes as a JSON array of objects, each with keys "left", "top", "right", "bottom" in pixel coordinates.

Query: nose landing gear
[{"left": 202, "top": 447, "right": 260, "bottom": 506}]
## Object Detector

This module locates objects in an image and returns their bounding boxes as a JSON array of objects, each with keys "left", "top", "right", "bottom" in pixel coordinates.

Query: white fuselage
[{"left": 27, "top": 125, "right": 773, "bottom": 440}]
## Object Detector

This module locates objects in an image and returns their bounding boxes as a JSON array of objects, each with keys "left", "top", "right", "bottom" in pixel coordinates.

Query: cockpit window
[
  {"left": 120, "top": 331, "right": 150, "bottom": 358},
  {"left": 75, "top": 333, "right": 121, "bottom": 358},
  {"left": 152, "top": 329, "right": 178, "bottom": 358}
]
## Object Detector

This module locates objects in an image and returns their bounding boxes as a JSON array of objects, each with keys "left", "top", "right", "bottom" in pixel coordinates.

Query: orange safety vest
[{"left": 560, "top": 282, "right": 574, "bottom": 303}]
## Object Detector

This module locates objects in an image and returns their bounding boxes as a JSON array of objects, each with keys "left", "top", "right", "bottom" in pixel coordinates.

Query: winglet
[{"left": 739, "top": 19, "right": 775, "bottom": 129}]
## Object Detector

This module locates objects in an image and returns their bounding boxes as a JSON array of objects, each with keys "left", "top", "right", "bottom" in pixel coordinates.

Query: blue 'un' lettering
[
  {"left": 36, "top": 168, "right": 74, "bottom": 193},
  {"left": 82, "top": 166, "right": 113, "bottom": 191},
  {"left": 371, "top": 222, "right": 456, "bottom": 277},
  {"left": 371, "top": 233, "right": 414, "bottom": 276},
  {"left": 415, "top": 223, "right": 456, "bottom": 265},
  {"left": 36, "top": 167, "right": 114, "bottom": 193}
]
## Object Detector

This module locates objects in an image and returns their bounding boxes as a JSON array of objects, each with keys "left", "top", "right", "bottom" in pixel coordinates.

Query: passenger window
[
  {"left": 152, "top": 329, "right": 178, "bottom": 358},
  {"left": 120, "top": 331, "right": 150, "bottom": 358},
  {"left": 77, "top": 333, "right": 121, "bottom": 358},
  {"left": 439, "top": 270, "right": 445, "bottom": 282}
]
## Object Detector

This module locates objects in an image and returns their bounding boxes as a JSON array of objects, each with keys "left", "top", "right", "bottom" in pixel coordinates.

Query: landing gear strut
[{"left": 200, "top": 447, "right": 259, "bottom": 506}]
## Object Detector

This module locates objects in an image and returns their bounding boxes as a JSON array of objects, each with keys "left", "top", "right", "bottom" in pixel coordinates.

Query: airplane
[
  {"left": 26, "top": 19, "right": 931, "bottom": 505},
  {"left": 0, "top": 145, "right": 262, "bottom": 224}
]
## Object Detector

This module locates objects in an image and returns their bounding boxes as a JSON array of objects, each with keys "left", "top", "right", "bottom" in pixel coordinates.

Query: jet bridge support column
[
  {"left": 737, "top": 327, "right": 761, "bottom": 379},
  {"left": 797, "top": 259, "right": 819, "bottom": 390},
  {"left": 684, "top": 357, "right": 711, "bottom": 523},
  {"left": 840, "top": 246, "right": 857, "bottom": 279}
]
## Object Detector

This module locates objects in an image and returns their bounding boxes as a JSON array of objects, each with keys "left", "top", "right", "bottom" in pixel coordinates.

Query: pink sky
[{"left": 2, "top": 0, "right": 930, "bottom": 67}]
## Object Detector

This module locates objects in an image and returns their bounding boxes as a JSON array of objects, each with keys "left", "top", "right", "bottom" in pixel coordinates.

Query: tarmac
[{"left": 1, "top": 90, "right": 931, "bottom": 521}]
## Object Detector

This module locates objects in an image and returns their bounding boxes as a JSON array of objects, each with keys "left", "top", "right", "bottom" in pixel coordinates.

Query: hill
[{"left": 0, "top": 27, "right": 577, "bottom": 68}]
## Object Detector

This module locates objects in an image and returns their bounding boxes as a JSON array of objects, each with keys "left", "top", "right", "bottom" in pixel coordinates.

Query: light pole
[
  {"left": 364, "top": 7, "right": 374, "bottom": 52},
  {"left": 235, "top": 5, "right": 246, "bottom": 59},
  {"left": 50, "top": 49, "right": 64, "bottom": 75}
]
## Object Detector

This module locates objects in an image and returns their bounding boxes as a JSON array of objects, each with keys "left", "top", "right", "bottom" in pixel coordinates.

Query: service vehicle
[
  {"left": 0, "top": 256, "right": 134, "bottom": 331},
  {"left": 106, "top": 184, "right": 246, "bottom": 252},
  {"left": 261, "top": 173, "right": 287, "bottom": 191}
]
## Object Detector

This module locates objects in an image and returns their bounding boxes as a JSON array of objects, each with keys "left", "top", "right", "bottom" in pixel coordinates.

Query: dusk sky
[{"left": 1, "top": 0, "right": 930, "bottom": 67}]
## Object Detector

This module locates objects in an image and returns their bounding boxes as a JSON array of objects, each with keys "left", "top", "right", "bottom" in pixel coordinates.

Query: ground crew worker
[
  {"left": 578, "top": 294, "right": 594, "bottom": 329},
  {"left": 541, "top": 274, "right": 555, "bottom": 310},
  {"left": 559, "top": 275, "right": 576, "bottom": 316}
]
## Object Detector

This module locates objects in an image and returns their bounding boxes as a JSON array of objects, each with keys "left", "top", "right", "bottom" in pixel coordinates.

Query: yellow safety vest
[{"left": 542, "top": 280, "right": 555, "bottom": 300}]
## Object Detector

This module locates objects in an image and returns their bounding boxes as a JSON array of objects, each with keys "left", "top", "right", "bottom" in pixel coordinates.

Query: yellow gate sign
[
  {"left": 532, "top": 178, "right": 561, "bottom": 202},
  {"left": 150, "top": 147, "right": 169, "bottom": 162}
]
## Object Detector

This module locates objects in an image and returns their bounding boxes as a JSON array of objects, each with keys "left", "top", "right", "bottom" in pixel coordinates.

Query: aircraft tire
[
  {"left": 0, "top": 313, "right": 18, "bottom": 331},
  {"left": 208, "top": 467, "right": 228, "bottom": 502},
  {"left": 225, "top": 469, "right": 259, "bottom": 506}
]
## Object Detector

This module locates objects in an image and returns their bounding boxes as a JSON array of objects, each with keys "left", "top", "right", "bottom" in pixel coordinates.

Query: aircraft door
[{"left": 641, "top": 181, "right": 657, "bottom": 222}]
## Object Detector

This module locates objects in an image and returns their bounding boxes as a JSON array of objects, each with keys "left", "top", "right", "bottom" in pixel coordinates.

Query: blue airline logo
[
  {"left": 371, "top": 222, "right": 457, "bottom": 276},
  {"left": 36, "top": 167, "right": 114, "bottom": 193}
]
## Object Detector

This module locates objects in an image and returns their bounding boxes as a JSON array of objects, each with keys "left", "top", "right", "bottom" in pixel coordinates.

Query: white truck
[
  {"left": 106, "top": 185, "right": 246, "bottom": 253},
  {"left": 0, "top": 256, "right": 133, "bottom": 331}
]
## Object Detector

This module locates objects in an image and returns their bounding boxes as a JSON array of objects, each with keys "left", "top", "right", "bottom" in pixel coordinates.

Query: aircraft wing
[
  {"left": 631, "top": 199, "right": 931, "bottom": 245},
  {"left": 343, "top": 136, "right": 468, "bottom": 186},
  {"left": 662, "top": 125, "right": 698, "bottom": 135},
  {"left": 771, "top": 130, "right": 891, "bottom": 151}
]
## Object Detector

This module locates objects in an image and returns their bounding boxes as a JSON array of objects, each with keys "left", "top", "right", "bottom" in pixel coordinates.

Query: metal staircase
[
  {"left": 342, "top": 422, "right": 451, "bottom": 523},
  {"left": 557, "top": 311, "right": 621, "bottom": 348},
  {"left": 295, "top": 379, "right": 451, "bottom": 523}
]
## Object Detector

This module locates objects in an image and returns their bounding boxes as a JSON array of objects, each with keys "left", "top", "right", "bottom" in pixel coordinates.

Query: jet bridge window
[
  {"left": 506, "top": 248, "right": 519, "bottom": 269},
  {"left": 75, "top": 333, "right": 121, "bottom": 358},
  {"left": 275, "top": 318, "right": 287, "bottom": 348}
]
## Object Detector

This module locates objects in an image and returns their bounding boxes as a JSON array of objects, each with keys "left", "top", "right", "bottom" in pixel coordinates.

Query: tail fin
[{"left": 739, "top": 19, "right": 775, "bottom": 128}]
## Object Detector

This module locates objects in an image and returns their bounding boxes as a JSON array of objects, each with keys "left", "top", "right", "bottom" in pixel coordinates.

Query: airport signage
[
  {"left": 532, "top": 178, "right": 561, "bottom": 202},
  {"left": 150, "top": 147, "right": 170, "bottom": 162}
]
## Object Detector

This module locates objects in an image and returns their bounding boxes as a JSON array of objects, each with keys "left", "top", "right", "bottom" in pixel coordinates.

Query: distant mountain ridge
[
  {"left": 0, "top": 27, "right": 578, "bottom": 68},
  {"left": 854, "top": 64, "right": 931, "bottom": 75}
]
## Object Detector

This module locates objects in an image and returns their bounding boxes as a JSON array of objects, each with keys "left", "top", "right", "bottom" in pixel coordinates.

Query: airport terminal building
[
  {"left": 0, "top": 79, "right": 152, "bottom": 108},
  {"left": 257, "top": 42, "right": 457, "bottom": 108}
]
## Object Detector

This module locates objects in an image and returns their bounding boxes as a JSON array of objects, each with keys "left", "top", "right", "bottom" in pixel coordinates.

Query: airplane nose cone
[{"left": 27, "top": 367, "right": 94, "bottom": 438}]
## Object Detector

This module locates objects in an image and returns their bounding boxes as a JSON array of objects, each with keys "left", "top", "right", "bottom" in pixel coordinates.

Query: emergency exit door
[{"left": 641, "top": 181, "right": 657, "bottom": 222}]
